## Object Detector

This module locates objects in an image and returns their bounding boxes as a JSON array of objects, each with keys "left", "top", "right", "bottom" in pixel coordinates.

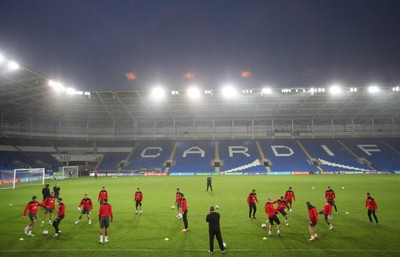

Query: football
[
  {"left": 261, "top": 223, "right": 267, "bottom": 228},
  {"left": 171, "top": 205, "right": 175, "bottom": 210},
  {"left": 223, "top": 242, "right": 227, "bottom": 248},
  {"left": 215, "top": 205, "right": 219, "bottom": 209},
  {"left": 42, "top": 230, "right": 49, "bottom": 236}
]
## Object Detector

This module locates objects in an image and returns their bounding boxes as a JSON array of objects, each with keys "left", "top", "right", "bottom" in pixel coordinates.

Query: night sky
[{"left": 1, "top": 0, "right": 400, "bottom": 91}]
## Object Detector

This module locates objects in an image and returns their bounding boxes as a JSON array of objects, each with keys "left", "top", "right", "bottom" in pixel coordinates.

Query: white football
[
  {"left": 223, "top": 242, "right": 227, "bottom": 248},
  {"left": 261, "top": 223, "right": 267, "bottom": 228},
  {"left": 215, "top": 205, "right": 219, "bottom": 209},
  {"left": 42, "top": 230, "right": 49, "bottom": 236},
  {"left": 171, "top": 205, "right": 175, "bottom": 210}
]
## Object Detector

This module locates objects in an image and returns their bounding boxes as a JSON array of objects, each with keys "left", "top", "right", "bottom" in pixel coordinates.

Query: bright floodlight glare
[
  {"left": 261, "top": 88, "right": 272, "bottom": 95},
  {"left": 66, "top": 87, "right": 77, "bottom": 95},
  {"left": 49, "top": 80, "right": 65, "bottom": 91},
  {"left": 367, "top": 85, "right": 380, "bottom": 94},
  {"left": 187, "top": 86, "right": 201, "bottom": 99},
  {"left": 48, "top": 80, "right": 56, "bottom": 87},
  {"left": 151, "top": 86, "right": 166, "bottom": 100},
  {"left": 54, "top": 82, "right": 65, "bottom": 92},
  {"left": 329, "top": 85, "right": 342, "bottom": 95},
  {"left": 221, "top": 84, "right": 238, "bottom": 99},
  {"left": 8, "top": 61, "right": 20, "bottom": 70}
]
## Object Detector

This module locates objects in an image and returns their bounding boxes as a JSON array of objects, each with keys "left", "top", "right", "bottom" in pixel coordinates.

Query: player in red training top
[
  {"left": 273, "top": 196, "right": 289, "bottom": 226},
  {"left": 23, "top": 195, "right": 46, "bottom": 236},
  {"left": 247, "top": 189, "right": 259, "bottom": 220},
  {"left": 99, "top": 198, "right": 113, "bottom": 244},
  {"left": 306, "top": 201, "right": 319, "bottom": 241},
  {"left": 134, "top": 188, "right": 143, "bottom": 215},
  {"left": 52, "top": 198, "right": 65, "bottom": 237},
  {"left": 181, "top": 194, "right": 189, "bottom": 232},
  {"left": 319, "top": 199, "right": 334, "bottom": 230},
  {"left": 98, "top": 186, "right": 108, "bottom": 204},
  {"left": 175, "top": 188, "right": 183, "bottom": 218},
  {"left": 325, "top": 186, "right": 337, "bottom": 213},
  {"left": 284, "top": 187, "right": 296, "bottom": 212},
  {"left": 365, "top": 192, "right": 379, "bottom": 224},
  {"left": 41, "top": 191, "right": 56, "bottom": 226},
  {"left": 265, "top": 198, "right": 281, "bottom": 236},
  {"left": 75, "top": 194, "right": 93, "bottom": 224}
]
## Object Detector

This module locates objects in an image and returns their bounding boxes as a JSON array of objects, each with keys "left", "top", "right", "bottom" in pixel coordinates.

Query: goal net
[
  {"left": 0, "top": 168, "right": 45, "bottom": 189},
  {"left": 53, "top": 166, "right": 79, "bottom": 179}
]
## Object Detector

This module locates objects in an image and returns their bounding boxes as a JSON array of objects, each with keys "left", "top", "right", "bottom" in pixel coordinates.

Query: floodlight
[
  {"left": 221, "top": 84, "right": 238, "bottom": 99},
  {"left": 187, "top": 86, "right": 201, "bottom": 99},
  {"left": 48, "top": 80, "right": 65, "bottom": 91},
  {"left": 350, "top": 87, "right": 358, "bottom": 92},
  {"left": 329, "top": 85, "right": 342, "bottom": 95},
  {"left": 367, "top": 85, "right": 380, "bottom": 94},
  {"left": 7, "top": 61, "right": 20, "bottom": 70},
  {"left": 392, "top": 86, "right": 399, "bottom": 92},
  {"left": 151, "top": 86, "right": 166, "bottom": 100},
  {"left": 66, "top": 87, "right": 77, "bottom": 95},
  {"left": 54, "top": 82, "right": 65, "bottom": 92},
  {"left": 261, "top": 88, "right": 272, "bottom": 95},
  {"left": 48, "top": 80, "right": 56, "bottom": 87},
  {"left": 84, "top": 91, "right": 91, "bottom": 96},
  {"left": 171, "top": 90, "right": 179, "bottom": 95}
]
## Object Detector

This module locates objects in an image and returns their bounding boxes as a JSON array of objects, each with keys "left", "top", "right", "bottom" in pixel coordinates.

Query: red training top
[
  {"left": 175, "top": 192, "right": 182, "bottom": 203},
  {"left": 98, "top": 190, "right": 108, "bottom": 202},
  {"left": 323, "top": 202, "right": 332, "bottom": 215},
  {"left": 273, "top": 199, "right": 289, "bottom": 211},
  {"left": 247, "top": 193, "right": 258, "bottom": 204},
  {"left": 365, "top": 196, "right": 378, "bottom": 210},
  {"left": 284, "top": 190, "right": 296, "bottom": 201},
  {"left": 308, "top": 206, "right": 319, "bottom": 222},
  {"left": 134, "top": 191, "right": 143, "bottom": 201},
  {"left": 99, "top": 203, "right": 114, "bottom": 219},
  {"left": 79, "top": 198, "right": 93, "bottom": 210},
  {"left": 23, "top": 201, "right": 45, "bottom": 216},
  {"left": 325, "top": 189, "right": 336, "bottom": 200},
  {"left": 57, "top": 203, "right": 65, "bottom": 217},
  {"left": 43, "top": 197, "right": 56, "bottom": 209},
  {"left": 265, "top": 202, "right": 278, "bottom": 218},
  {"left": 181, "top": 199, "right": 188, "bottom": 212}
]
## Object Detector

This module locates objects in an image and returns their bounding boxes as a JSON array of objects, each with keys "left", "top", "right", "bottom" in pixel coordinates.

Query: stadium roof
[{"left": 1, "top": 65, "right": 400, "bottom": 140}]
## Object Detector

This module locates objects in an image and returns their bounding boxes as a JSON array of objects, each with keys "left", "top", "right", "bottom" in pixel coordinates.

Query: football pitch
[{"left": 0, "top": 174, "right": 399, "bottom": 257}]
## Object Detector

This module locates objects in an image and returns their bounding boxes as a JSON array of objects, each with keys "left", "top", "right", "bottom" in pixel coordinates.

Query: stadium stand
[
  {"left": 0, "top": 138, "right": 399, "bottom": 174},
  {"left": 124, "top": 141, "right": 173, "bottom": 171}
]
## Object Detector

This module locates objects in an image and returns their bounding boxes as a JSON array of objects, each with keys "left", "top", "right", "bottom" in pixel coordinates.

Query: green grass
[{"left": 0, "top": 175, "right": 399, "bottom": 257}]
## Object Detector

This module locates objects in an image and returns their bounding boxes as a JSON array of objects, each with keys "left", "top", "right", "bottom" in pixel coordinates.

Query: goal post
[
  {"left": 54, "top": 166, "right": 78, "bottom": 179},
  {"left": 2, "top": 168, "right": 46, "bottom": 189}
]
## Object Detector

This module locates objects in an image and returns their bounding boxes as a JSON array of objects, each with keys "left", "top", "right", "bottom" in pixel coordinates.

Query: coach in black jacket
[{"left": 206, "top": 206, "right": 225, "bottom": 254}]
